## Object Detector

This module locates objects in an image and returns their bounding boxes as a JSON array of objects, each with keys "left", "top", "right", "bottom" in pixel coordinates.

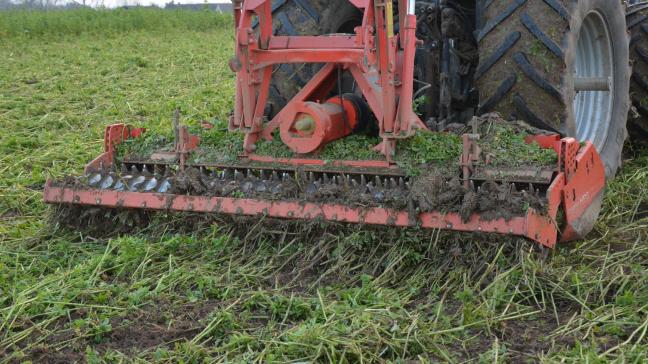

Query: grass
[
  {"left": 0, "top": 9, "right": 647, "bottom": 363},
  {"left": 0, "top": 8, "right": 230, "bottom": 38}
]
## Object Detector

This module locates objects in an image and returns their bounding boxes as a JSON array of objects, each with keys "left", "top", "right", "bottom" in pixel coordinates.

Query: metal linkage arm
[{"left": 229, "top": 0, "right": 426, "bottom": 159}]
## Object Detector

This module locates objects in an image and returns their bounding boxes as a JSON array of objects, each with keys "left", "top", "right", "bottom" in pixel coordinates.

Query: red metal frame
[
  {"left": 44, "top": 124, "right": 607, "bottom": 248},
  {"left": 84, "top": 124, "right": 145, "bottom": 174},
  {"left": 229, "top": 0, "right": 425, "bottom": 161}
]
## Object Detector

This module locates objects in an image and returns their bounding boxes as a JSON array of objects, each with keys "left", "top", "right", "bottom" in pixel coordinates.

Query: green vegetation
[
  {"left": 395, "top": 130, "right": 463, "bottom": 175},
  {"left": 0, "top": 8, "right": 230, "bottom": 38},
  {"left": 478, "top": 123, "right": 558, "bottom": 167},
  {"left": 189, "top": 121, "right": 245, "bottom": 164},
  {"left": 0, "top": 9, "right": 646, "bottom": 363},
  {"left": 122, "top": 123, "right": 548, "bottom": 176}
]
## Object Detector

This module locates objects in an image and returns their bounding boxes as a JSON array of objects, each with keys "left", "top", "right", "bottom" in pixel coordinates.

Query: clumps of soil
[
  {"left": 170, "top": 166, "right": 410, "bottom": 210},
  {"left": 166, "top": 164, "right": 544, "bottom": 222},
  {"left": 409, "top": 170, "right": 546, "bottom": 222},
  {"left": 51, "top": 204, "right": 151, "bottom": 236}
]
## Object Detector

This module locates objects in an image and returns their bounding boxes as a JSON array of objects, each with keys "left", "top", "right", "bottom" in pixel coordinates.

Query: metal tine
[
  {"left": 351, "top": 179, "right": 360, "bottom": 188},
  {"left": 142, "top": 165, "right": 153, "bottom": 177},
  {"left": 99, "top": 174, "right": 115, "bottom": 190},
  {"left": 143, "top": 176, "right": 158, "bottom": 192},
  {"left": 405, "top": 181, "right": 411, "bottom": 190},
  {"left": 308, "top": 171, "right": 315, "bottom": 182},
  {"left": 272, "top": 171, "right": 279, "bottom": 181},
  {"left": 129, "top": 165, "right": 139, "bottom": 175},
  {"left": 246, "top": 169, "right": 253, "bottom": 179},
  {"left": 234, "top": 170, "right": 243, "bottom": 181},
  {"left": 470, "top": 180, "right": 476, "bottom": 191},
  {"left": 374, "top": 176, "right": 382, "bottom": 189},
  {"left": 366, "top": 181, "right": 375, "bottom": 193},
  {"left": 342, "top": 174, "right": 350, "bottom": 188},
  {"left": 129, "top": 175, "right": 146, "bottom": 192},
  {"left": 360, "top": 174, "right": 366, "bottom": 186},
  {"left": 88, "top": 173, "right": 102, "bottom": 187},
  {"left": 156, "top": 179, "right": 172, "bottom": 193},
  {"left": 121, "top": 163, "right": 129, "bottom": 174},
  {"left": 389, "top": 178, "right": 397, "bottom": 189},
  {"left": 398, "top": 177, "right": 405, "bottom": 188},
  {"left": 113, "top": 179, "right": 125, "bottom": 191},
  {"left": 323, "top": 173, "right": 330, "bottom": 184}
]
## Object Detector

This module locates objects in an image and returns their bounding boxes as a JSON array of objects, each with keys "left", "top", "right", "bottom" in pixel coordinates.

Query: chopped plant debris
[{"left": 119, "top": 114, "right": 555, "bottom": 177}]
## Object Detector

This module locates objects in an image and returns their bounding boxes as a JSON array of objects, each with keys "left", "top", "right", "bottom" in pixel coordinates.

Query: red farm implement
[{"left": 45, "top": 0, "right": 630, "bottom": 248}]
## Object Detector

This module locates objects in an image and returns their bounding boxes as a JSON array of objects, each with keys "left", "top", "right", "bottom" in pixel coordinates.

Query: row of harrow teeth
[
  {"left": 81, "top": 163, "right": 546, "bottom": 219},
  {"left": 85, "top": 165, "right": 174, "bottom": 193},
  {"left": 190, "top": 166, "right": 412, "bottom": 205},
  {"left": 83, "top": 164, "right": 415, "bottom": 206}
]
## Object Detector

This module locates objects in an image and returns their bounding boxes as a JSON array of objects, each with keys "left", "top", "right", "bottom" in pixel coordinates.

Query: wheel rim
[{"left": 573, "top": 11, "right": 614, "bottom": 149}]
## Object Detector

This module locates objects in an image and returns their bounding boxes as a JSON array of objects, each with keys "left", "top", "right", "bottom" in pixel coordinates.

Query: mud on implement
[{"left": 45, "top": 0, "right": 632, "bottom": 248}]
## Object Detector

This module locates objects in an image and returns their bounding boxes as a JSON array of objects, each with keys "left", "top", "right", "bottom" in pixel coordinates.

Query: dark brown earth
[{"left": 23, "top": 299, "right": 219, "bottom": 363}]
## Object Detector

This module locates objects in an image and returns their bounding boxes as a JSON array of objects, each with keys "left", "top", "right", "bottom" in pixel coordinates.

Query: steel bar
[{"left": 574, "top": 76, "right": 611, "bottom": 92}]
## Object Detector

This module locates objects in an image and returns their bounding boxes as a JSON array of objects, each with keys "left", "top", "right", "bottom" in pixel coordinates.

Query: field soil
[{"left": 0, "top": 9, "right": 647, "bottom": 363}]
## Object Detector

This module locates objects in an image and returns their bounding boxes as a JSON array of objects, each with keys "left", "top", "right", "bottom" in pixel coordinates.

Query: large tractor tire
[
  {"left": 265, "top": 0, "right": 362, "bottom": 117},
  {"left": 627, "top": 2, "right": 648, "bottom": 142},
  {"left": 475, "top": 0, "right": 631, "bottom": 178}
]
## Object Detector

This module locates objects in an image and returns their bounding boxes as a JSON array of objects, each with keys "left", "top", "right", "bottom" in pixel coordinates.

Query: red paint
[{"left": 43, "top": 181, "right": 558, "bottom": 248}]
